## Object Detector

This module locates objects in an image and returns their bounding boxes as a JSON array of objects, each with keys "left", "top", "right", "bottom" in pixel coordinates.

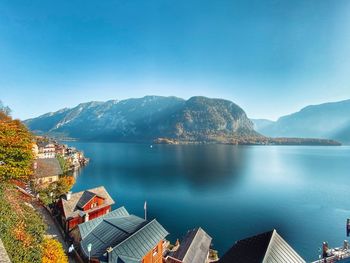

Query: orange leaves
[
  {"left": 0, "top": 112, "right": 34, "bottom": 180},
  {"left": 12, "top": 221, "right": 32, "bottom": 248},
  {"left": 42, "top": 238, "right": 68, "bottom": 263}
]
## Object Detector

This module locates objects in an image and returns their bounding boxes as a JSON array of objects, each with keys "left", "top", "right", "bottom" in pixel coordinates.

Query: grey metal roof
[
  {"left": 81, "top": 215, "right": 147, "bottom": 258},
  {"left": 61, "top": 186, "right": 115, "bottom": 219},
  {"left": 263, "top": 230, "right": 306, "bottom": 263},
  {"left": 169, "top": 227, "right": 212, "bottom": 263},
  {"left": 109, "top": 219, "right": 169, "bottom": 262},
  {"left": 34, "top": 158, "right": 63, "bottom": 178},
  {"left": 219, "top": 229, "right": 306, "bottom": 263},
  {"left": 79, "top": 209, "right": 168, "bottom": 263},
  {"left": 76, "top": 191, "right": 96, "bottom": 210},
  {"left": 79, "top": 206, "right": 130, "bottom": 239}
]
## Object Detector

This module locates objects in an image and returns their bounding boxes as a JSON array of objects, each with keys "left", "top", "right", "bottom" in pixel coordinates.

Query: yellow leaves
[
  {"left": 0, "top": 112, "right": 34, "bottom": 181},
  {"left": 42, "top": 238, "right": 68, "bottom": 263},
  {"left": 12, "top": 221, "right": 32, "bottom": 248},
  {"left": 56, "top": 176, "right": 75, "bottom": 195}
]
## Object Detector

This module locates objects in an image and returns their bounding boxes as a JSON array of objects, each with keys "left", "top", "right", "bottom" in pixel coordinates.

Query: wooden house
[
  {"left": 57, "top": 186, "right": 115, "bottom": 232},
  {"left": 71, "top": 206, "right": 168, "bottom": 263},
  {"left": 34, "top": 158, "right": 63, "bottom": 186}
]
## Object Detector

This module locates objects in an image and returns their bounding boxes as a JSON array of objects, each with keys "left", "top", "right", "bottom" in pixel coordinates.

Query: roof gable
[
  {"left": 76, "top": 191, "right": 97, "bottom": 210},
  {"left": 263, "top": 230, "right": 306, "bottom": 263},
  {"left": 79, "top": 210, "right": 168, "bottom": 262},
  {"left": 219, "top": 230, "right": 305, "bottom": 263},
  {"left": 110, "top": 219, "right": 169, "bottom": 261},
  {"left": 170, "top": 227, "right": 212, "bottom": 263},
  {"left": 61, "top": 186, "right": 115, "bottom": 219},
  {"left": 35, "top": 158, "right": 63, "bottom": 178}
]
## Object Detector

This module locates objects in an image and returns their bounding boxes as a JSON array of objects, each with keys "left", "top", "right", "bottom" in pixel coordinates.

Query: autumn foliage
[
  {"left": 0, "top": 183, "right": 46, "bottom": 263},
  {"left": 42, "top": 238, "right": 68, "bottom": 263},
  {"left": 0, "top": 111, "right": 34, "bottom": 180}
]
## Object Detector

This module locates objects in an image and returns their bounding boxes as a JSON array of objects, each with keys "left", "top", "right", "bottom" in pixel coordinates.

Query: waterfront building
[
  {"left": 57, "top": 186, "right": 115, "bottom": 232},
  {"left": 165, "top": 227, "right": 212, "bottom": 263},
  {"left": 37, "top": 141, "right": 56, "bottom": 159},
  {"left": 219, "top": 229, "right": 305, "bottom": 263},
  {"left": 72, "top": 206, "right": 168, "bottom": 263}
]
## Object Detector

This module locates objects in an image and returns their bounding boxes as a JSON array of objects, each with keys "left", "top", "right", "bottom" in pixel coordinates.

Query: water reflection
[{"left": 70, "top": 143, "right": 350, "bottom": 261}]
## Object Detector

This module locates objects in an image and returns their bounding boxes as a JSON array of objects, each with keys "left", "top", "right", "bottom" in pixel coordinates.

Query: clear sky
[{"left": 1, "top": 0, "right": 350, "bottom": 120}]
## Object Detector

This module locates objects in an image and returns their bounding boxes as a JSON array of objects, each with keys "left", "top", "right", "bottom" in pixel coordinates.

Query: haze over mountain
[
  {"left": 252, "top": 99, "right": 350, "bottom": 143},
  {"left": 24, "top": 96, "right": 258, "bottom": 143}
]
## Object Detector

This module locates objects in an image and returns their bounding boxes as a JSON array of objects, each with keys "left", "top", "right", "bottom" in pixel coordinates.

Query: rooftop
[
  {"left": 34, "top": 158, "right": 63, "bottom": 178},
  {"left": 37, "top": 141, "right": 55, "bottom": 148},
  {"left": 79, "top": 206, "right": 168, "bottom": 262},
  {"left": 219, "top": 229, "right": 306, "bottom": 263},
  {"left": 61, "top": 186, "right": 115, "bottom": 219},
  {"left": 168, "top": 227, "right": 212, "bottom": 263}
]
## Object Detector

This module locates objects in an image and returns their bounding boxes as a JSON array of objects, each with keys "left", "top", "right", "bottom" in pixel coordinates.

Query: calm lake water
[{"left": 69, "top": 143, "right": 350, "bottom": 261}]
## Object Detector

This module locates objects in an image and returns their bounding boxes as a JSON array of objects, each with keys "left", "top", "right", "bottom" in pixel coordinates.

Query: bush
[
  {"left": 42, "top": 238, "right": 68, "bottom": 263},
  {"left": 0, "top": 112, "right": 34, "bottom": 181},
  {"left": 0, "top": 183, "right": 46, "bottom": 263}
]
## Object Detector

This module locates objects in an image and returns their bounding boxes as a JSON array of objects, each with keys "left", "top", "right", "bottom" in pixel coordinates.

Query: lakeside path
[
  {"left": 36, "top": 205, "right": 77, "bottom": 263},
  {"left": 16, "top": 186, "right": 76, "bottom": 263}
]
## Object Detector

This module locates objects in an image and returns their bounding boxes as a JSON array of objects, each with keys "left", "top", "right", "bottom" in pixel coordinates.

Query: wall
[{"left": 142, "top": 240, "right": 164, "bottom": 263}]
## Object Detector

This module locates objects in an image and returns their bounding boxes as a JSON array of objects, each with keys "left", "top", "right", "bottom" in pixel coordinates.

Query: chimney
[
  {"left": 84, "top": 213, "right": 89, "bottom": 222},
  {"left": 106, "top": 247, "right": 113, "bottom": 263},
  {"left": 66, "top": 191, "right": 72, "bottom": 201}
]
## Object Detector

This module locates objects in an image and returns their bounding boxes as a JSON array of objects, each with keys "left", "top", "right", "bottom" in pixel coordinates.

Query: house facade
[
  {"left": 33, "top": 158, "right": 63, "bottom": 187},
  {"left": 37, "top": 142, "right": 56, "bottom": 159},
  {"left": 57, "top": 186, "right": 115, "bottom": 232},
  {"left": 72, "top": 206, "right": 168, "bottom": 263}
]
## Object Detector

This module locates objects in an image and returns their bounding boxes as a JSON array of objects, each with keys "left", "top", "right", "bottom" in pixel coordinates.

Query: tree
[
  {"left": 55, "top": 176, "right": 75, "bottom": 196},
  {"left": 38, "top": 176, "right": 75, "bottom": 205},
  {"left": 0, "top": 100, "right": 11, "bottom": 115},
  {"left": 0, "top": 112, "right": 34, "bottom": 181},
  {"left": 42, "top": 238, "right": 68, "bottom": 263}
]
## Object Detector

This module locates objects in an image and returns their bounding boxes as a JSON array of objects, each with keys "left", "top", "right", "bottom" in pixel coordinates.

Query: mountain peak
[{"left": 24, "top": 96, "right": 257, "bottom": 142}]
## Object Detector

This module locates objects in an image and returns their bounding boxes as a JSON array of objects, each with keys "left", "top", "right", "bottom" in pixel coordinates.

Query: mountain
[
  {"left": 252, "top": 99, "right": 350, "bottom": 144},
  {"left": 251, "top": 119, "right": 275, "bottom": 131},
  {"left": 24, "top": 96, "right": 259, "bottom": 143}
]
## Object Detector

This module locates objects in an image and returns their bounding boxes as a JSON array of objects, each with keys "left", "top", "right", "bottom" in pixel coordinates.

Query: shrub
[
  {"left": 0, "top": 183, "right": 46, "bottom": 263},
  {"left": 42, "top": 238, "right": 68, "bottom": 263}
]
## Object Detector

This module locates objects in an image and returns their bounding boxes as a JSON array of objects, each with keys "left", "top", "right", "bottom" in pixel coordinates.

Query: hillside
[
  {"left": 24, "top": 96, "right": 260, "bottom": 143},
  {"left": 252, "top": 99, "right": 350, "bottom": 143}
]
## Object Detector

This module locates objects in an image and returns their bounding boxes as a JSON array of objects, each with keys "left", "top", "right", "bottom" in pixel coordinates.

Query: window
[{"left": 152, "top": 246, "right": 158, "bottom": 256}]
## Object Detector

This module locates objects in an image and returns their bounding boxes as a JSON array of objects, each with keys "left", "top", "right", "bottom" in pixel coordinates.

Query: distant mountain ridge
[
  {"left": 252, "top": 99, "right": 350, "bottom": 144},
  {"left": 25, "top": 96, "right": 259, "bottom": 143}
]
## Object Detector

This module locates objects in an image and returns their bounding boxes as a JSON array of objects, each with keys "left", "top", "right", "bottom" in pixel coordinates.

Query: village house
[
  {"left": 55, "top": 144, "right": 67, "bottom": 156},
  {"left": 165, "top": 227, "right": 212, "bottom": 263},
  {"left": 218, "top": 229, "right": 306, "bottom": 263},
  {"left": 57, "top": 186, "right": 115, "bottom": 232},
  {"left": 37, "top": 141, "right": 56, "bottom": 159},
  {"left": 33, "top": 158, "right": 63, "bottom": 186},
  {"left": 71, "top": 206, "right": 169, "bottom": 263}
]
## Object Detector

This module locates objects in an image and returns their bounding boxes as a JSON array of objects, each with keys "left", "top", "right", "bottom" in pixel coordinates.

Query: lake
[{"left": 69, "top": 143, "right": 350, "bottom": 261}]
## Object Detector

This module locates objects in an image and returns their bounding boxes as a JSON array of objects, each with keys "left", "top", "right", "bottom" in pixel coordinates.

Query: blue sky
[{"left": 1, "top": 0, "right": 350, "bottom": 120}]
